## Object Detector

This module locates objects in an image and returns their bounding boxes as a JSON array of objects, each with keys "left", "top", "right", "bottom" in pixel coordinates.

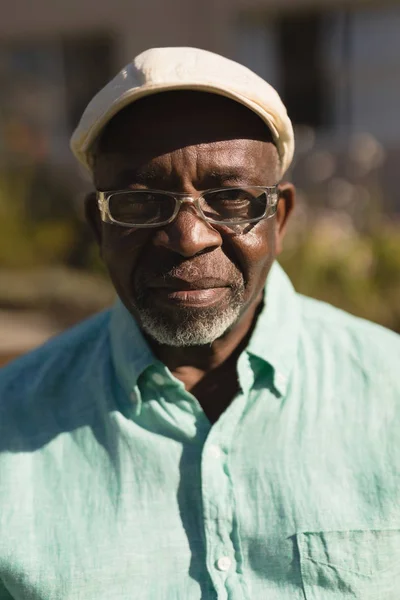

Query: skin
[{"left": 86, "top": 91, "right": 295, "bottom": 422}]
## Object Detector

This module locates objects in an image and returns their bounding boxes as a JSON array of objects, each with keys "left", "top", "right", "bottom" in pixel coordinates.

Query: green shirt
[{"left": 1, "top": 263, "right": 399, "bottom": 599}]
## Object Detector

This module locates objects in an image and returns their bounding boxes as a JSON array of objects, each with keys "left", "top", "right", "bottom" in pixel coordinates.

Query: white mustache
[{"left": 139, "top": 253, "right": 243, "bottom": 287}]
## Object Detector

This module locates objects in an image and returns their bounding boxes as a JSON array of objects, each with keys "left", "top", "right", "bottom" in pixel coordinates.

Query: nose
[{"left": 152, "top": 203, "right": 222, "bottom": 257}]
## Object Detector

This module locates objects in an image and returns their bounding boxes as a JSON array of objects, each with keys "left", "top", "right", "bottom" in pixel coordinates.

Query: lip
[
  {"left": 149, "top": 286, "right": 230, "bottom": 307},
  {"left": 148, "top": 277, "right": 229, "bottom": 291}
]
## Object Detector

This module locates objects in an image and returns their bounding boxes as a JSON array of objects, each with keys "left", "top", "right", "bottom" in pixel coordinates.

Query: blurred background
[{"left": 1, "top": 0, "right": 399, "bottom": 364}]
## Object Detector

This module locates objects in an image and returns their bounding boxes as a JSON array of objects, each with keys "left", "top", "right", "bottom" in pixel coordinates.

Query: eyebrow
[
  {"left": 117, "top": 167, "right": 167, "bottom": 186},
  {"left": 206, "top": 169, "right": 248, "bottom": 184},
  {"left": 114, "top": 166, "right": 251, "bottom": 188}
]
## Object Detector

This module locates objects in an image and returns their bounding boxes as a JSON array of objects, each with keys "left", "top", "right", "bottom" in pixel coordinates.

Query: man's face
[{"left": 90, "top": 91, "right": 294, "bottom": 346}]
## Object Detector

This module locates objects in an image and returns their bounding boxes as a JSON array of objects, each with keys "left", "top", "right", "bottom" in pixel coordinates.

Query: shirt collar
[
  {"left": 246, "top": 261, "right": 301, "bottom": 395},
  {"left": 109, "top": 299, "right": 155, "bottom": 397},
  {"left": 109, "top": 261, "right": 300, "bottom": 398}
]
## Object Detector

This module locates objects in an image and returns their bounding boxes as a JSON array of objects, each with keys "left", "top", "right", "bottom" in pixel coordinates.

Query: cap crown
[{"left": 70, "top": 46, "right": 294, "bottom": 177}]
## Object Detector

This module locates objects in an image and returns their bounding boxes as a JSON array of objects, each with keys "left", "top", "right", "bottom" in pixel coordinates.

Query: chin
[{"left": 137, "top": 303, "right": 242, "bottom": 347}]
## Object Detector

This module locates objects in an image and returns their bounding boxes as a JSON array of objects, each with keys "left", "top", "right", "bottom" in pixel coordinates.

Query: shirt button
[
  {"left": 216, "top": 556, "right": 232, "bottom": 571},
  {"left": 152, "top": 373, "right": 165, "bottom": 385},
  {"left": 208, "top": 444, "right": 222, "bottom": 459}
]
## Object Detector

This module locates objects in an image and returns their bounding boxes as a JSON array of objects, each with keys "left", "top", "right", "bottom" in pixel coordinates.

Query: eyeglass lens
[{"left": 107, "top": 188, "right": 270, "bottom": 225}]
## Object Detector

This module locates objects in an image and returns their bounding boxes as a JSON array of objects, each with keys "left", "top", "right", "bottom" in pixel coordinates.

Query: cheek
[
  {"left": 101, "top": 226, "right": 151, "bottom": 289},
  {"left": 232, "top": 220, "right": 277, "bottom": 293}
]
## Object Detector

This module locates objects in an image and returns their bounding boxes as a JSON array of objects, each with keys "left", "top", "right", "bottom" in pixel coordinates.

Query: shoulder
[
  {"left": 0, "top": 310, "right": 112, "bottom": 422},
  {"left": 298, "top": 294, "right": 400, "bottom": 386},
  {"left": 0, "top": 309, "right": 111, "bottom": 386}
]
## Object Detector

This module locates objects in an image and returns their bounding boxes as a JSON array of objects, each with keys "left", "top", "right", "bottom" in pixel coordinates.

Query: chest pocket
[{"left": 296, "top": 529, "right": 400, "bottom": 600}]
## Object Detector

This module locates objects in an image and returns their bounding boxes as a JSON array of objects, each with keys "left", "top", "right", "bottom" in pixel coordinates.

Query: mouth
[{"left": 147, "top": 278, "right": 231, "bottom": 308}]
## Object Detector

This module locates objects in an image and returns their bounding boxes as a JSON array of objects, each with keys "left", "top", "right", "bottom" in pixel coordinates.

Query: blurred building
[
  {"left": 1, "top": 0, "right": 400, "bottom": 187},
  {"left": 0, "top": 1, "right": 400, "bottom": 168}
]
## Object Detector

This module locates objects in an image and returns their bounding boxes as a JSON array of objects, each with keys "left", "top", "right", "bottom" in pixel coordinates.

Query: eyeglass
[{"left": 96, "top": 186, "right": 279, "bottom": 228}]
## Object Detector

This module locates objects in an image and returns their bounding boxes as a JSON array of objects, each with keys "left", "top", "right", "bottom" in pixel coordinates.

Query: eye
[
  {"left": 107, "top": 190, "right": 175, "bottom": 225},
  {"left": 206, "top": 188, "right": 254, "bottom": 203}
]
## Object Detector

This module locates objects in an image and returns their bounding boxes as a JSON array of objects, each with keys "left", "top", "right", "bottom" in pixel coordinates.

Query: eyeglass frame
[{"left": 96, "top": 185, "right": 280, "bottom": 229}]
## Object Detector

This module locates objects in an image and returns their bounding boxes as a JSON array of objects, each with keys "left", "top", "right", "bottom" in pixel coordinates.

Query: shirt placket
[{"left": 201, "top": 353, "right": 254, "bottom": 600}]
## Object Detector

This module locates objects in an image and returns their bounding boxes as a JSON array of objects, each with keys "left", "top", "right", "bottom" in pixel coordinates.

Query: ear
[
  {"left": 275, "top": 182, "right": 295, "bottom": 255},
  {"left": 84, "top": 192, "right": 103, "bottom": 246}
]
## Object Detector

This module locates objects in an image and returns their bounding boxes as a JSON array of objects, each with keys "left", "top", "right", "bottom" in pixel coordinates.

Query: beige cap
[{"left": 70, "top": 46, "right": 295, "bottom": 177}]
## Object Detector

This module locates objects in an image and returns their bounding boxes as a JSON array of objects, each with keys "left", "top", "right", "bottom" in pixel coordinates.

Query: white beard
[{"left": 137, "top": 302, "right": 243, "bottom": 346}]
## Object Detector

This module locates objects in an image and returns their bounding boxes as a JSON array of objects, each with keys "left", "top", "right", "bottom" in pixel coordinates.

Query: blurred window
[
  {"left": 277, "top": 12, "right": 328, "bottom": 129},
  {"left": 236, "top": 5, "right": 400, "bottom": 142},
  {"left": 0, "top": 34, "right": 114, "bottom": 168}
]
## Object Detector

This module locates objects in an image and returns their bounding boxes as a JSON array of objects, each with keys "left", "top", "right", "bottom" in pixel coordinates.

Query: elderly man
[{"left": 0, "top": 47, "right": 399, "bottom": 600}]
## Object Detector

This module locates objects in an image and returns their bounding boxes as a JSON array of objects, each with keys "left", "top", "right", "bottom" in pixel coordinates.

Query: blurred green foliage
[
  {"left": 0, "top": 166, "right": 96, "bottom": 269},
  {"left": 280, "top": 213, "right": 400, "bottom": 333}
]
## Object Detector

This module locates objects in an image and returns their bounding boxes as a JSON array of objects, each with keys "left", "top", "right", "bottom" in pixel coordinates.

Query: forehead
[{"left": 94, "top": 91, "right": 279, "bottom": 185}]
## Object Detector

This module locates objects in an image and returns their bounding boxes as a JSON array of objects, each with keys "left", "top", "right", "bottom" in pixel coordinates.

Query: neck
[{"left": 145, "top": 294, "right": 264, "bottom": 421}]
